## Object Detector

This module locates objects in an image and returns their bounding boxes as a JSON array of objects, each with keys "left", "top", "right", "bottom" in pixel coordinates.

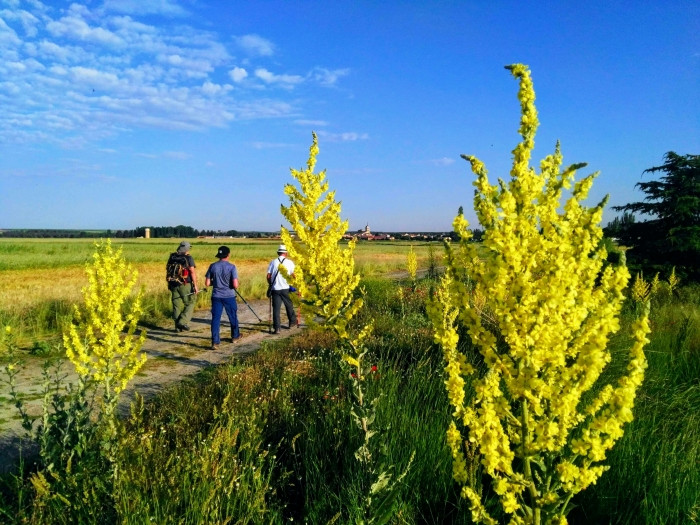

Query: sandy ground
[{"left": 0, "top": 297, "right": 301, "bottom": 472}]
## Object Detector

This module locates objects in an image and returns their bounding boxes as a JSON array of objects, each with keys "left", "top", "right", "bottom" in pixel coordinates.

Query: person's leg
[
  {"left": 272, "top": 291, "right": 282, "bottom": 332},
  {"left": 223, "top": 297, "right": 240, "bottom": 340},
  {"left": 211, "top": 297, "right": 223, "bottom": 345},
  {"left": 180, "top": 286, "right": 196, "bottom": 328},
  {"left": 172, "top": 286, "right": 185, "bottom": 329},
  {"left": 280, "top": 289, "right": 297, "bottom": 327}
]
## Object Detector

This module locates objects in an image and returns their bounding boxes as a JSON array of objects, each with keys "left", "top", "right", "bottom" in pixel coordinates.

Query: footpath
[{"left": 0, "top": 298, "right": 299, "bottom": 472}]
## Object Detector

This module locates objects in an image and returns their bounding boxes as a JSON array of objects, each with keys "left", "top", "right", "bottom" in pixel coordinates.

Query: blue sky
[{"left": 1, "top": 0, "right": 698, "bottom": 232}]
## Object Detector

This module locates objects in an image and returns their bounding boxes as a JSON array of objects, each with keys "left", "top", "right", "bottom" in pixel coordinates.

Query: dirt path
[{"left": 0, "top": 298, "right": 300, "bottom": 472}]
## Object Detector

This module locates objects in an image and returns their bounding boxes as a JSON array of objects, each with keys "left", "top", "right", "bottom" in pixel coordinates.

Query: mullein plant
[
  {"left": 281, "top": 133, "right": 412, "bottom": 524},
  {"left": 427, "top": 64, "right": 650, "bottom": 524},
  {"left": 406, "top": 245, "right": 418, "bottom": 286},
  {"left": 63, "top": 239, "right": 147, "bottom": 469}
]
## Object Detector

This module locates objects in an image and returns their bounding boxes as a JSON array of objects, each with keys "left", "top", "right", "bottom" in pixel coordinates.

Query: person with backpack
[
  {"left": 205, "top": 245, "right": 240, "bottom": 350},
  {"left": 266, "top": 244, "right": 297, "bottom": 334},
  {"left": 166, "top": 241, "right": 198, "bottom": 332}
]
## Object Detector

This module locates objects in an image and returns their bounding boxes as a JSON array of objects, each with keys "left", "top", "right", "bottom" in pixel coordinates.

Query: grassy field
[
  {"left": 0, "top": 237, "right": 438, "bottom": 343},
  {"left": 0, "top": 238, "right": 697, "bottom": 523}
]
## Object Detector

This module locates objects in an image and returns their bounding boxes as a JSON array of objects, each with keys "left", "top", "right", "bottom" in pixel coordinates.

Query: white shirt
[{"left": 267, "top": 256, "right": 295, "bottom": 290}]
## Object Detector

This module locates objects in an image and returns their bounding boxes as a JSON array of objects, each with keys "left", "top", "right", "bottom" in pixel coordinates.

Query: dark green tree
[{"left": 612, "top": 152, "right": 699, "bottom": 280}]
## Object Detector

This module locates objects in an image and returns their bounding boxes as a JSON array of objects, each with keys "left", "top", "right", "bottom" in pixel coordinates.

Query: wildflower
[{"left": 429, "top": 64, "right": 649, "bottom": 524}]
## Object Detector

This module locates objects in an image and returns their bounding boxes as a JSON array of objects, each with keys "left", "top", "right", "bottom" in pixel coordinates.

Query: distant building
[{"left": 343, "top": 224, "right": 393, "bottom": 241}]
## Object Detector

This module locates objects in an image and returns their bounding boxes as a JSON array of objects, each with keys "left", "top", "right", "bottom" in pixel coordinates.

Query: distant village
[
  {"left": 340, "top": 224, "right": 454, "bottom": 242},
  {"left": 0, "top": 224, "right": 473, "bottom": 241}
]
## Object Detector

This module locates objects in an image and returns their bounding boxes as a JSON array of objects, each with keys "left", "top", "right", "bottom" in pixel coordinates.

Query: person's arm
[
  {"left": 232, "top": 277, "right": 239, "bottom": 290},
  {"left": 205, "top": 275, "right": 211, "bottom": 287},
  {"left": 189, "top": 266, "right": 198, "bottom": 293}
]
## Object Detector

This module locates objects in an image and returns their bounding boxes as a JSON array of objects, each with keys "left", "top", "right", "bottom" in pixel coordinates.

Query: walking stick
[
  {"left": 184, "top": 288, "right": 207, "bottom": 297},
  {"left": 234, "top": 290, "right": 263, "bottom": 322}
]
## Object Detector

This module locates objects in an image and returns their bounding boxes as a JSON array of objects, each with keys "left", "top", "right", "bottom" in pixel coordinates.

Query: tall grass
[{"left": 2, "top": 275, "right": 696, "bottom": 523}]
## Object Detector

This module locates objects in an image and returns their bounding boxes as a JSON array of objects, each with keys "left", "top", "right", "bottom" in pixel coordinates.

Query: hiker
[
  {"left": 267, "top": 244, "right": 297, "bottom": 334},
  {"left": 205, "top": 245, "right": 240, "bottom": 350},
  {"left": 167, "top": 241, "right": 199, "bottom": 332}
]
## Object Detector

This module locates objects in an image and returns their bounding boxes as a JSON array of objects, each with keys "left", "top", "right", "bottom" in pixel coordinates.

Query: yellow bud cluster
[{"left": 430, "top": 64, "right": 650, "bottom": 524}]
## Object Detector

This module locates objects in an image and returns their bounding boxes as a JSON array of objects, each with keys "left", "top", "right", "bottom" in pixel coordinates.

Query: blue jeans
[{"left": 211, "top": 296, "right": 239, "bottom": 344}]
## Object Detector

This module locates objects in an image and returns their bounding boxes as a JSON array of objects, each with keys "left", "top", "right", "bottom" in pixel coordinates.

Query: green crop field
[
  {"left": 0, "top": 237, "right": 438, "bottom": 342},
  {"left": 0, "top": 238, "right": 697, "bottom": 524}
]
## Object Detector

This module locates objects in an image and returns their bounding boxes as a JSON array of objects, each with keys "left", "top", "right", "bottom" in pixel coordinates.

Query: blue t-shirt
[{"left": 205, "top": 260, "right": 238, "bottom": 299}]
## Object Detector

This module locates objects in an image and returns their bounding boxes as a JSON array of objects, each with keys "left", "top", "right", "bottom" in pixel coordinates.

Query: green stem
[{"left": 521, "top": 399, "right": 541, "bottom": 525}]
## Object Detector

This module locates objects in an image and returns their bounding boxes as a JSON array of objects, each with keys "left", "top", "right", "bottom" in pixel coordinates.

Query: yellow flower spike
[
  {"left": 430, "top": 65, "right": 649, "bottom": 524},
  {"left": 63, "top": 239, "right": 147, "bottom": 421}
]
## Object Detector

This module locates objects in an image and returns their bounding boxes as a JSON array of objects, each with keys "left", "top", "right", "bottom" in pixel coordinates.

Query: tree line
[{"left": 0, "top": 226, "right": 277, "bottom": 239}]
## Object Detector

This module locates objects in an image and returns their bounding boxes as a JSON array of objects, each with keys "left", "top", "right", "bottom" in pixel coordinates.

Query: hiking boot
[
  {"left": 211, "top": 343, "right": 220, "bottom": 350},
  {"left": 231, "top": 336, "right": 242, "bottom": 343},
  {"left": 273, "top": 329, "right": 280, "bottom": 334}
]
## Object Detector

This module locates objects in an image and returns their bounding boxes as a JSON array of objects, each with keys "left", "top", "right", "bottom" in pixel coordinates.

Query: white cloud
[
  {"left": 295, "top": 119, "right": 328, "bottom": 127},
  {"left": 201, "top": 81, "right": 232, "bottom": 96},
  {"left": 249, "top": 141, "right": 293, "bottom": 149},
  {"left": 102, "top": 0, "right": 189, "bottom": 17},
  {"left": 229, "top": 66, "right": 248, "bottom": 82},
  {"left": 255, "top": 67, "right": 304, "bottom": 86},
  {"left": 311, "top": 67, "right": 350, "bottom": 86},
  {"left": 163, "top": 150, "right": 190, "bottom": 159},
  {"left": 47, "top": 15, "right": 124, "bottom": 47},
  {"left": 70, "top": 66, "right": 121, "bottom": 89},
  {"left": 0, "top": 17, "right": 21, "bottom": 46},
  {"left": 0, "top": 8, "right": 40, "bottom": 37},
  {"left": 37, "top": 40, "right": 74, "bottom": 61},
  {"left": 235, "top": 34, "right": 274, "bottom": 56},
  {"left": 316, "top": 131, "right": 369, "bottom": 142},
  {"left": 431, "top": 157, "right": 455, "bottom": 166},
  {"left": 0, "top": 1, "right": 347, "bottom": 147}
]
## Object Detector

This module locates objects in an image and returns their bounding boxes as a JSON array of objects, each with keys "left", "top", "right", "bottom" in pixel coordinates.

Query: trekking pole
[
  {"left": 184, "top": 288, "right": 208, "bottom": 297},
  {"left": 234, "top": 290, "right": 263, "bottom": 322}
]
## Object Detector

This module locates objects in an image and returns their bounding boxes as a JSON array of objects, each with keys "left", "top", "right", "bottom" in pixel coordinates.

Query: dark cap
[
  {"left": 177, "top": 241, "right": 191, "bottom": 253},
  {"left": 216, "top": 245, "right": 230, "bottom": 259}
]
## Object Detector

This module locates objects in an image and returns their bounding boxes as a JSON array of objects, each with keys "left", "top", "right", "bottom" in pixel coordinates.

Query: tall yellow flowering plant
[
  {"left": 428, "top": 65, "right": 650, "bottom": 524},
  {"left": 281, "top": 133, "right": 411, "bottom": 524},
  {"left": 280, "top": 132, "right": 363, "bottom": 340},
  {"left": 64, "top": 239, "right": 147, "bottom": 444}
]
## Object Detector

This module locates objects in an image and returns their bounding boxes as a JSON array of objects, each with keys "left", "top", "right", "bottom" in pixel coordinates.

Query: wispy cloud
[
  {"left": 234, "top": 33, "right": 274, "bottom": 56},
  {"left": 316, "top": 130, "right": 369, "bottom": 142},
  {"left": 102, "top": 0, "right": 189, "bottom": 17},
  {"left": 430, "top": 157, "right": 456, "bottom": 166},
  {"left": 0, "top": 1, "right": 349, "bottom": 147},
  {"left": 248, "top": 141, "right": 294, "bottom": 149},
  {"left": 295, "top": 119, "right": 329, "bottom": 127},
  {"left": 254, "top": 67, "right": 304, "bottom": 86},
  {"left": 310, "top": 67, "right": 350, "bottom": 87}
]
